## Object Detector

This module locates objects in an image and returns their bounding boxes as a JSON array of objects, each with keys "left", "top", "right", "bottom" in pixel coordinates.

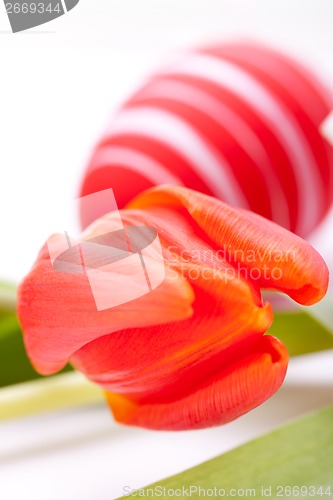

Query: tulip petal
[
  {"left": 71, "top": 262, "right": 272, "bottom": 401},
  {"left": 18, "top": 238, "right": 194, "bottom": 375},
  {"left": 69, "top": 196, "right": 272, "bottom": 401},
  {"left": 105, "top": 335, "right": 288, "bottom": 430},
  {"left": 128, "top": 186, "right": 329, "bottom": 305}
]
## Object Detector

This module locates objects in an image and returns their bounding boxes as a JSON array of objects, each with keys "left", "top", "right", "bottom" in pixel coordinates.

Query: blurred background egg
[{"left": 80, "top": 41, "right": 333, "bottom": 238}]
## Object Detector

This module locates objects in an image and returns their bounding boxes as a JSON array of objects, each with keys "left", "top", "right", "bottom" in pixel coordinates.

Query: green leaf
[
  {"left": 0, "top": 281, "right": 72, "bottom": 388},
  {"left": 0, "top": 372, "right": 103, "bottom": 420},
  {"left": 268, "top": 310, "right": 333, "bottom": 356},
  {"left": 0, "top": 310, "right": 72, "bottom": 388},
  {"left": 121, "top": 406, "right": 333, "bottom": 499}
]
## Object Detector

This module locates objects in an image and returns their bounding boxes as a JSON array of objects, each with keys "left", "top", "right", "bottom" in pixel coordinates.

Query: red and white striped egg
[{"left": 80, "top": 42, "right": 333, "bottom": 237}]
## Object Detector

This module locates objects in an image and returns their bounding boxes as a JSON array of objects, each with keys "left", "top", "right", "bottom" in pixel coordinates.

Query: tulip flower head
[{"left": 18, "top": 187, "right": 328, "bottom": 430}]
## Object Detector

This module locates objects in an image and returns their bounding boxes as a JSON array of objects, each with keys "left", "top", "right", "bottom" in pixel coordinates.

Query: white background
[
  {"left": 0, "top": 1, "right": 333, "bottom": 499},
  {"left": 1, "top": 0, "right": 333, "bottom": 283}
]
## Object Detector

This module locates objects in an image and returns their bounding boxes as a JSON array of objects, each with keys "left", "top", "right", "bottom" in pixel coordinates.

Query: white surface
[{"left": 1, "top": 2, "right": 333, "bottom": 500}]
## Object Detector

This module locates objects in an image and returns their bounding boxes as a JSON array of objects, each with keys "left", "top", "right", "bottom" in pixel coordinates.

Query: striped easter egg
[{"left": 80, "top": 42, "right": 333, "bottom": 237}]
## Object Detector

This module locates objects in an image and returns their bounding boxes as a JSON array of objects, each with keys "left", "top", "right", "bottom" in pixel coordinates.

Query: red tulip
[
  {"left": 80, "top": 42, "right": 333, "bottom": 238},
  {"left": 18, "top": 187, "right": 328, "bottom": 430}
]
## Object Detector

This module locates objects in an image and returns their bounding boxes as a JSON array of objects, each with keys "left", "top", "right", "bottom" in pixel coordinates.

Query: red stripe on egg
[{"left": 209, "top": 43, "right": 333, "bottom": 221}]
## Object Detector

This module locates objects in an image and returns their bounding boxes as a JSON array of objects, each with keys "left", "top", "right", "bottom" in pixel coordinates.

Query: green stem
[
  {"left": 0, "top": 281, "right": 17, "bottom": 313},
  {"left": 304, "top": 294, "right": 333, "bottom": 334},
  {"left": 0, "top": 372, "right": 104, "bottom": 421}
]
